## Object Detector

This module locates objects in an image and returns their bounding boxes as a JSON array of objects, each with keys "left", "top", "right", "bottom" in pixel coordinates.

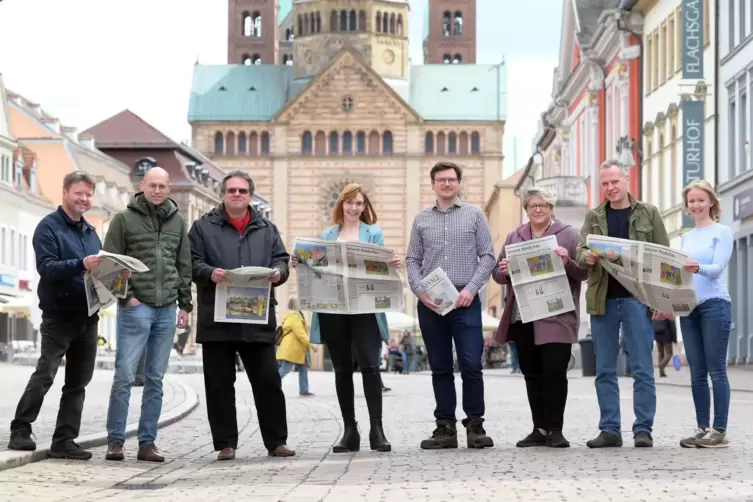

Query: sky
[{"left": 0, "top": 0, "right": 563, "bottom": 176}]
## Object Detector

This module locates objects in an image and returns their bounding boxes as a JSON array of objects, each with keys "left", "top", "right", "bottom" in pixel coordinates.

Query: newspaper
[
  {"left": 418, "top": 267, "right": 459, "bottom": 316},
  {"left": 293, "top": 237, "right": 404, "bottom": 314},
  {"left": 214, "top": 267, "right": 273, "bottom": 324},
  {"left": 84, "top": 251, "right": 150, "bottom": 316},
  {"left": 504, "top": 235, "right": 575, "bottom": 323},
  {"left": 587, "top": 235, "right": 698, "bottom": 315}
]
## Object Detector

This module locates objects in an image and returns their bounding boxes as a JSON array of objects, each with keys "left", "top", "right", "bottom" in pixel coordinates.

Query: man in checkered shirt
[{"left": 406, "top": 161, "right": 496, "bottom": 450}]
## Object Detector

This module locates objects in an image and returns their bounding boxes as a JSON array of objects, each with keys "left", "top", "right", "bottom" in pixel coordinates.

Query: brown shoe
[
  {"left": 105, "top": 442, "right": 124, "bottom": 461},
  {"left": 466, "top": 420, "right": 494, "bottom": 449},
  {"left": 268, "top": 445, "right": 295, "bottom": 457},
  {"left": 136, "top": 444, "right": 165, "bottom": 462},
  {"left": 217, "top": 447, "right": 236, "bottom": 460}
]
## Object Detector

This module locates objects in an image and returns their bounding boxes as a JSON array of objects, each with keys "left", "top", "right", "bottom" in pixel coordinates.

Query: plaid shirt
[{"left": 406, "top": 199, "right": 496, "bottom": 297}]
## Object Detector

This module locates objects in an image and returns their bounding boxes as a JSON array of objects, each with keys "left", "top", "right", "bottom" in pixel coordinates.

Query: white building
[
  {"left": 717, "top": 0, "right": 753, "bottom": 364},
  {"left": 639, "top": 0, "right": 715, "bottom": 249}
]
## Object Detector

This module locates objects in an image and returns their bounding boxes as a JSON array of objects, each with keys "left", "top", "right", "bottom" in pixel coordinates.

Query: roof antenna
[{"left": 195, "top": 55, "right": 200, "bottom": 65}]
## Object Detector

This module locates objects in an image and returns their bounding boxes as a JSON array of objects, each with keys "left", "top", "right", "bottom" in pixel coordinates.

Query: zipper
[{"left": 155, "top": 213, "right": 163, "bottom": 305}]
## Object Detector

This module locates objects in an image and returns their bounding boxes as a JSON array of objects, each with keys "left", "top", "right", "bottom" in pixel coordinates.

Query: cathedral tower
[
  {"left": 228, "top": 0, "right": 280, "bottom": 64},
  {"left": 423, "top": 0, "right": 476, "bottom": 64}
]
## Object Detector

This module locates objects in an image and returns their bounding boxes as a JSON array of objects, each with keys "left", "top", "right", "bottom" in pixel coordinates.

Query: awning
[
  {"left": 482, "top": 313, "right": 501, "bottom": 332},
  {"left": 385, "top": 311, "right": 419, "bottom": 332},
  {"left": 0, "top": 292, "right": 33, "bottom": 316}
]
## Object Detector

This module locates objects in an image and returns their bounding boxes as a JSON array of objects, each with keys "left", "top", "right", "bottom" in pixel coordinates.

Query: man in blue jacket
[{"left": 7, "top": 172, "right": 104, "bottom": 460}]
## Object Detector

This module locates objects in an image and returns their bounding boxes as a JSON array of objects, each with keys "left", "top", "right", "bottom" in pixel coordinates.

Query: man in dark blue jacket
[{"left": 7, "top": 172, "right": 104, "bottom": 460}]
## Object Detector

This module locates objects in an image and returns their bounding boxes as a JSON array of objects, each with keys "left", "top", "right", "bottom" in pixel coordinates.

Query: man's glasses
[
  {"left": 226, "top": 188, "right": 249, "bottom": 195},
  {"left": 434, "top": 177, "right": 458, "bottom": 185}
]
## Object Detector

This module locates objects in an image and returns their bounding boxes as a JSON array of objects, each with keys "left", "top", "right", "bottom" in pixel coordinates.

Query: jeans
[
  {"left": 508, "top": 342, "right": 519, "bottom": 372},
  {"left": 399, "top": 350, "right": 411, "bottom": 373},
  {"left": 590, "top": 298, "right": 656, "bottom": 435},
  {"left": 418, "top": 295, "right": 485, "bottom": 426},
  {"left": 11, "top": 319, "right": 98, "bottom": 449},
  {"left": 106, "top": 303, "right": 176, "bottom": 446},
  {"left": 134, "top": 348, "right": 146, "bottom": 383},
  {"left": 279, "top": 359, "right": 310, "bottom": 394},
  {"left": 679, "top": 298, "right": 732, "bottom": 431}
]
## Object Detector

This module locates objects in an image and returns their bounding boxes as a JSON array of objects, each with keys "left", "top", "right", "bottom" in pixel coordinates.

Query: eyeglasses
[
  {"left": 226, "top": 188, "right": 249, "bottom": 195},
  {"left": 434, "top": 177, "right": 458, "bottom": 185},
  {"left": 526, "top": 204, "right": 550, "bottom": 212}
]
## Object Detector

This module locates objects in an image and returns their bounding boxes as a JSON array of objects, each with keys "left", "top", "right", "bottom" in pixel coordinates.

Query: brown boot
[
  {"left": 217, "top": 447, "right": 236, "bottom": 460},
  {"left": 466, "top": 420, "right": 494, "bottom": 449},
  {"left": 136, "top": 444, "right": 165, "bottom": 462},
  {"left": 105, "top": 442, "right": 124, "bottom": 461},
  {"left": 268, "top": 445, "right": 296, "bottom": 457}
]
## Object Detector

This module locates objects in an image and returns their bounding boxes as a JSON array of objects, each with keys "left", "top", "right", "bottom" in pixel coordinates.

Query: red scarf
[{"left": 226, "top": 209, "right": 250, "bottom": 234}]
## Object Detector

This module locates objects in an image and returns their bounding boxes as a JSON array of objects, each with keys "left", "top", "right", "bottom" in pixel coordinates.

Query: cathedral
[{"left": 188, "top": 0, "right": 507, "bottom": 314}]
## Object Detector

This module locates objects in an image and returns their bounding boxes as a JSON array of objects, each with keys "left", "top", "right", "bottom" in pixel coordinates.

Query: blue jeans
[
  {"left": 508, "top": 342, "right": 519, "bottom": 371},
  {"left": 590, "top": 298, "right": 656, "bottom": 436},
  {"left": 279, "top": 359, "right": 310, "bottom": 394},
  {"left": 418, "top": 296, "right": 484, "bottom": 426},
  {"left": 106, "top": 303, "right": 176, "bottom": 446},
  {"left": 679, "top": 298, "right": 732, "bottom": 431}
]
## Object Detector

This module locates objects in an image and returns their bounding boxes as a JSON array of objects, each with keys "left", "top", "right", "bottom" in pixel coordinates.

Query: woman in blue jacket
[{"left": 292, "top": 183, "right": 398, "bottom": 453}]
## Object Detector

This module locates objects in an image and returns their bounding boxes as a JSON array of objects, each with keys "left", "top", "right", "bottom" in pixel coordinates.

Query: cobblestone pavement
[
  {"left": 0, "top": 363, "right": 185, "bottom": 452},
  {"left": 1, "top": 369, "right": 752, "bottom": 501}
]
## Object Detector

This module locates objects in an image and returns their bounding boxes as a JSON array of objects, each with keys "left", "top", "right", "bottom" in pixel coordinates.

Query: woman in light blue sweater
[{"left": 678, "top": 180, "right": 733, "bottom": 449}]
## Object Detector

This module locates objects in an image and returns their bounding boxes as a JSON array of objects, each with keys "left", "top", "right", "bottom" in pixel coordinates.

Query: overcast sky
[{"left": 0, "top": 0, "right": 563, "bottom": 176}]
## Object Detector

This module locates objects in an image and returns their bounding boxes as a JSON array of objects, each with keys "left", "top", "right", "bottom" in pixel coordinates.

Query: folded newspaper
[
  {"left": 84, "top": 250, "right": 149, "bottom": 316},
  {"left": 214, "top": 267, "right": 273, "bottom": 324},
  {"left": 504, "top": 235, "right": 575, "bottom": 323},
  {"left": 293, "top": 237, "right": 404, "bottom": 314},
  {"left": 586, "top": 234, "right": 698, "bottom": 315},
  {"left": 419, "top": 267, "right": 459, "bottom": 316}
]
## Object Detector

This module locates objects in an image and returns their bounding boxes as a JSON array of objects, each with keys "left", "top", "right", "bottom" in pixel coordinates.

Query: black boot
[
  {"left": 333, "top": 421, "right": 360, "bottom": 453},
  {"left": 369, "top": 419, "right": 391, "bottom": 452}
]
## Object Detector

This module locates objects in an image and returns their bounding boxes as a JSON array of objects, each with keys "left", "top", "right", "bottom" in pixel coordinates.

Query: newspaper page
[
  {"left": 293, "top": 237, "right": 404, "bottom": 314},
  {"left": 504, "top": 235, "right": 575, "bottom": 323},
  {"left": 84, "top": 251, "right": 149, "bottom": 316},
  {"left": 418, "top": 267, "right": 459, "bottom": 316},
  {"left": 586, "top": 235, "right": 698, "bottom": 315},
  {"left": 214, "top": 267, "right": 274, "bottom": 324}
]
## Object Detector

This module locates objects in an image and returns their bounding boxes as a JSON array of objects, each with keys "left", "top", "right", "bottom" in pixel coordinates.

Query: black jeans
[
  {"left": 509, "top": 321, "right": 572, "bottom": 432},
  {"left": 202, "top": 341, "right": 287, "bottom": 452},
  {"left": 11, "top": 318, "right": 98, "bottom": 449},
  {"left": 319, "top": 313, "right": 382, "bottom": 422}
]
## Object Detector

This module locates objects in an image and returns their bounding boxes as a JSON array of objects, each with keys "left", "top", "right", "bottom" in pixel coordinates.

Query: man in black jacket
[
  {"left": 189, "top": 170, "right": 294, "bottom": 461},
  {"left": 7, "top": 172, "right": 103, "bottom": 460}
]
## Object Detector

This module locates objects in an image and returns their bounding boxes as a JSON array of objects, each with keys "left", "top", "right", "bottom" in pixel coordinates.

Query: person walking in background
[
  {"left": 104, "top": 167, "right": 192, "bottom": 463},
  {"left": 406, "top": 161, "right": 496, "bottom": 450},
  {"left": 678, "top": 180, "right": 733, "bottom": 449},
  {"left": 277, "top": 297, "right": 315, "bottom": 396},
  {"left": 399, "top": 330, "right": 415, "bottom": 374},
  {"left": 7, "top": 172, "right": 104, "bottom": 460},
  {"left": 299, "top": 183, "right": 397, "bottom": 453},
  {"left": 653, "top": 311, "right": 677, "bottom": 378},
  {"left": 493, "top": 187, "right": 588, "bottom": 449},
  {"left": 507, "top": 342, "right": 520, "bottom": 374}
]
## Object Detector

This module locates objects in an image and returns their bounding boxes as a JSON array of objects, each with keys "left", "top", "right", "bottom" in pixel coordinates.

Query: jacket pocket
[{"left": 634, "top": 224, "right": 653, "bottom": 242}]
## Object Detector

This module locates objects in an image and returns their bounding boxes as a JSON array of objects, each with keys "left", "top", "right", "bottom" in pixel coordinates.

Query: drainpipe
[
  {"left": 714, "top": 0, "right": 720, "bottom": 188},
  {"left": 584, "top": 55, "right": 608, "bottom": 173},
  {"left": 616, "top": 16, "right": 644, "bottom": 198}
]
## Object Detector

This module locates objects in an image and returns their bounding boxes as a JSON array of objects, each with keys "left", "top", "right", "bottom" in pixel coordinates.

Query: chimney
[
  {"left": 78, "top": 134, "right": 96, "bottom": 150},
  {"left": 40, "top": 117, "right": 60, "bottom": 134},
  {"left": 27, "top": 101, "right": 42, "bottom": 116},
  {"left": 61, "top": 125, "right": 79, "bottom": 142}
]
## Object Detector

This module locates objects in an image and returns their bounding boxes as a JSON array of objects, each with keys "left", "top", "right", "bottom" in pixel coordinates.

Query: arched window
[
  {"left": 448, "top": 132, "right": 457, "bottom": 154},
  {"left": 397, "top": 15, "right": 403, "bottom": 36},
  {"left": 286, "top": 28, "right": 293, "bottom": 40},
  {"left": 453, "top": 11, "right": 463, "bottom": 35},
  {"left": 315, "top": 12, "right": 321, "bottom": 32},
  {"left": 226, "top": 132, "right": 236, "bottom": 156},
  {"left": 243, "top": 12, "right": 252, "bottom": 36},
  {"left": 251, "top": 54, "right": 261, "bottom": 64},
  {"left": 359, "top": 10, "right": 367, "bottom": 31},
  {"left": 329, "top": 131, "right": 339, "bottom": 154},
  {"left": 453, "top": 54, "right": 462, "bottom": 64},
  {"left": 349, "top": 9, "right": 357, "bottom": 31},
  {"left": 383, "top": 131, "right": 393, "bottom": 154},
  {"left": 214, "top": 131, "right": 224, "bottom": 155},
  {"left": 261, "top": 132, "right": 270, "bottom": 154},
  {"left": 376, "top": 12, "right": 382, "bottom": 33},
  {"left": 330, "top": 10, "right": 338, "bottom": 31},
  {"left": 443, "top": 54, "right": 451, "bottom": 64},
  {"left": 382, "top": 13, "right": 388, "bottom": 33},
  {"left": 282, "top": 54, "right": 289, "bottom": 65},
  {"left": 442, "top": 11, "right": 451, "bottom": 36},
  {"left": 315, "top": 131, "right": 326, "bottom": 155},
  {"left": 297, "top": 15, "right": 303, "bottom": 36},
  {"left": 343, "top": 131, "right": 353, "bottom": 153},
  {"left": 471, "top": 132, "right": 480, "bottom": 154},
  {"left": 389, "top": 13, "right": 396, "bottom": 34},
  {"left": 340, "top": 10, "right": 348, "bottom": 31},
  {"left": 356, "top": 131, "right": 366, "bottom": 154},
  {"left": 425, "top": 132, "right": 434, "bottom": 153},
  {"left": 301, "top": 131, "right": 313, "bottom": 155},
  {"left": 249, "top": 132, "right": 259, "bottom": 156},
  {"left": 252, "top": 11, "right": 262, "bottom": 36},
  {"left": 238, "top": 132, "right": 247, "bottom": 154},
  {"left": 436, "top": 132, "right": 446, "bottom": 155},
  {"left": 243, "top": 54, "right": 252, "bottom": 65},
  {"left": 459, "top": 132, "right": 469, "bottom": 155},
  {"left": 284, "top": 55, "right": 293, "bottom": 65},
  {"left": 304, "top": 13, "right": 310, "bottom": 35},
  {"left": 368, "top": 131, "right": 380, "bottom": 155}
]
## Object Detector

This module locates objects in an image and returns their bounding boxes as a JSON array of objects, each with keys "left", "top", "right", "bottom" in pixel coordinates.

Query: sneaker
[
  {"left": 634, "top": 432, "right": 653, "bottom": 448},
  {"left": 695, "top": 428, "right": 729, "bottom": 448},
  {"left": 7, "top": 428, "right": 36, "bottom": 451},
  {"left": 516, "top": 429, "right": 548, "bottom": 448},
  {"left": 48, "top": 442, "right": 93, "bottom": 460},
  {"left": 679, "top": 428, "right": 709, "bottom": 448},
  {"left": 586, "top": 431, "right": 623, "bottom": 448},
  {"left": 546, "top": 429, "right": 570, "bottom": 448},
  {"left": 466, "top": 420, "right": 494, "bottom": 449},
  {"left": 420, "top": 421, "right": 458, "bottom": 449}
]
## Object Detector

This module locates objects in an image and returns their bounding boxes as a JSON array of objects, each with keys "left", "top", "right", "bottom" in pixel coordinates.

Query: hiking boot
[
  {"left": 466, "top": 420, "right": 494, "bottom": 449},
  {"left": 333, "top": 421, "right": 360, "bottom": 453},
  {"left": 516, "top": 429, "right": 548, "bottom": 448},
  {"left": 695, "top": 428, "right": 729, "bottom": 448},
  {"left": 137, "top": 444, "right": 165, "bottom": 462},
  {"left": 268, "top": 445, "right": 296, "bottom": 457},
  {"left": 420, "top": 421, "right": 458, "bottom": 450},
  {"left": 680, "top": 428, "right": 709, "bottom": 448},
  {"left": 105, "top": 442, "right": 124, "bottom": 461},
  {"left": 586, "top": 431, "right": 623, "bottom": 448},
  {"left": 546, "top": 429, "right": 570, "bottom": 448},
  {"left": 634, "top": 432, "right": 654, "bottom": 448},
  {"left": 217, "top": 447, "right": 236, "bottom": 460},
  {"left": 7, "top": 428, "right": 36, "bottom": 451},
  {"left": 48, "top": 442, "right": 92, "bottom": 460},
  {"left": 369, "top": 419, "right": 391, "bottom": 452}
]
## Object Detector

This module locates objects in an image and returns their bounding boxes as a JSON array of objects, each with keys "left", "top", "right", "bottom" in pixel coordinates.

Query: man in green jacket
[
  {"left": 103, "top": 167, "right": 192, "bottom": 463},
  {"left": 576, "top": 160, "right": 670, "bottom": 450}
]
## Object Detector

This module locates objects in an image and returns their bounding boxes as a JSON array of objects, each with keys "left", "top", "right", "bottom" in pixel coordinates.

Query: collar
[
  {"left": 596, "top": 193, "right": 639, "bottom": 216},
  {"left": 432, "top": 198, "right": 464, "bottom": 212},
  {"left": 57, "top": 206, "right": 92, "bottom": 231}
]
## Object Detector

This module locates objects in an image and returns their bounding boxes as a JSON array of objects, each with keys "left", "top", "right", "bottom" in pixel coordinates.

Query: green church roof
[
  {"left": 279, "top": 0, "right": 292, "bottom": 23},
  {"left": 423, "top": 0, "right": 429, "bottom": 41}
]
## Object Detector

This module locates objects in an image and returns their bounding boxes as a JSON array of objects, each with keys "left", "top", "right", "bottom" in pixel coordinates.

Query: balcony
[{"left": 536, "top": 175, "right": 587, "bottom": 207}]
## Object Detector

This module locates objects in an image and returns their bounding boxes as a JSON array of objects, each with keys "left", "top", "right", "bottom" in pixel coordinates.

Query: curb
[{"left": 0, "top": 376, "right": 200, "bottom": 472}]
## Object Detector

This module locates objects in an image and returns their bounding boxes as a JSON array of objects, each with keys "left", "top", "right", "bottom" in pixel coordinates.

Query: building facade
[
  {"left": 717, "top": 0, "right": 753, "bottom": 364},
  {"left": 189, "top": 0, "right": 507, "bottom": 321}
]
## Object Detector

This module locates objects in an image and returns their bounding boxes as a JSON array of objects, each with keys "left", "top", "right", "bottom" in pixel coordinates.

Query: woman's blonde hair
[
  {"left": 682, "top": 179, "right": 722, "bottom": 221},
  {"left": 331, "top": 183, "right": 377, "bottom": 225}
]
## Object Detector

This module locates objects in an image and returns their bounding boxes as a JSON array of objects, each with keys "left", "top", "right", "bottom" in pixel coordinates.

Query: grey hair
[
  {"left": 522, "top": 187, "right": 557, "bottom": 209},
  {"left": 220, "top": 170, "right": 255, "bottom": 196},
  {"left": 600, "top": 159, "right": 630, "bottom": 177},
  {"left": 288, "top": 296, "right": 299, "bottom": 311},
  {"left": 63, "top": 171, "right": 96, "bottom": 191}
]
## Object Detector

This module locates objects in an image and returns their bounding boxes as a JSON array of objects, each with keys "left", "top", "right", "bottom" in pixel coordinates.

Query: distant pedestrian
[
  {"left": 277, "top": 297, "right": 315, "bottom": 396},
  {"left": 652, "top": 312, "right": 676, "bottom": 378}
]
